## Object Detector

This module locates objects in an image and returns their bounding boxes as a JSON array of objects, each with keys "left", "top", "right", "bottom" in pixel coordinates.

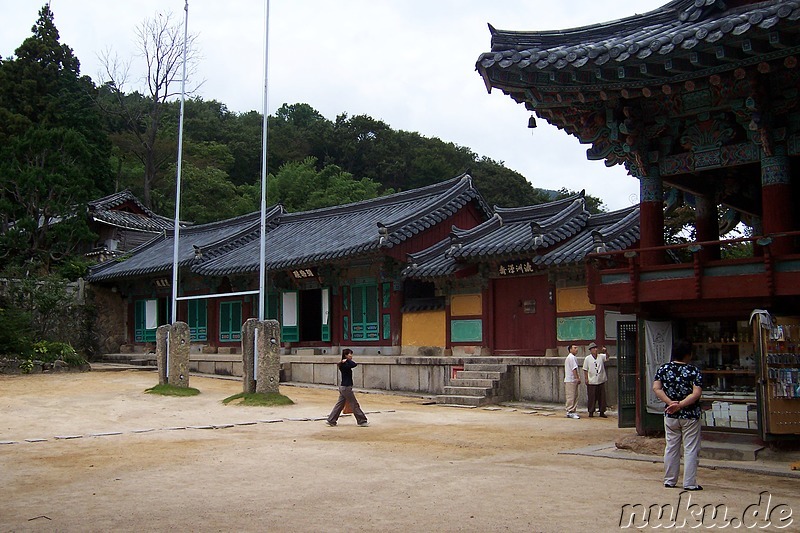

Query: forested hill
[
  {"left": 134, "top": 100, "right": 561, "bottom": 223},
  {"left": 1, "top": 6, "right": 600, "bottom": 275}
]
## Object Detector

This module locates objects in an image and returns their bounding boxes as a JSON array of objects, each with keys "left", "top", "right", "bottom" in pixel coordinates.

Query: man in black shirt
[{"left": 326, "top": 349, "right": 369, "bottom": 427}]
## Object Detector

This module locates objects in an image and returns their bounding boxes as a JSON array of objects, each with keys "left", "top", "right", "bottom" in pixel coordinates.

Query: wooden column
[
  {"left": 761, "top": 152, "right": 794, "bottom": 256},
  {"left": 695, "top": 194, "right": 720, "bottom": 261},
  {"left": 639, "top": 172, "right": 665, "bottom": 266}
]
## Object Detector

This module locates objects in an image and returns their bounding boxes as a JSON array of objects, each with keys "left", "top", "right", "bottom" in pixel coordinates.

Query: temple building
[
  {"left": 476, "top": 0, "right": 800, "bottom": 439},
  {"left": 84, "top": 190, "right": 181, "bottom": 262},
  {"left": 87, "top": 177, "right": 640, "bottom": 406}
]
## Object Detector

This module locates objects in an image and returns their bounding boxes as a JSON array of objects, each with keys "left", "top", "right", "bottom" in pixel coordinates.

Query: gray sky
[{"left": 2, "top": 1, "right": 667, "bottom": 210}]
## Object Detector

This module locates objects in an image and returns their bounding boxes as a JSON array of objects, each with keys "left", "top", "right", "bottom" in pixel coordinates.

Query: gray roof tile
[
  {"left": 88, "top": 174, "right": 492, "bottom": 281},
  {"left": 403, "top": 194, "right": 639, "bottom": 280},
  {"left": 193, "top": 174, "right": 490, "bottom": 276},
  {"left": 87, "top": 209, "right": 272, "bottom": 282},
  {"left": 476, "top": 0, "right": 799, "bottom": 78},
  {"left": 88, "top": 189, "right": 182, "bottom": 233}
]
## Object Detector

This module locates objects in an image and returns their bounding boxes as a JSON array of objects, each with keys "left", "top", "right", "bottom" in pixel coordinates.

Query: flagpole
[
  {"left": 258, "top": 0, "right": 270, "bottom": 321},
  {"left": 171, "top": 0, "right": 189, "bottom": 324}
]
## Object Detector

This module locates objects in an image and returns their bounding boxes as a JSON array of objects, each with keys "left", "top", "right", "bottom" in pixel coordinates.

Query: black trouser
[{"left": 586, "top": 383, "right": 607, "bottom": 415}]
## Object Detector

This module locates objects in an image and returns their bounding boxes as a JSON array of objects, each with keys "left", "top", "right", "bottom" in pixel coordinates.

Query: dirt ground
[{"left": 1, "top": 370, "right": 799, "bottom": 533}]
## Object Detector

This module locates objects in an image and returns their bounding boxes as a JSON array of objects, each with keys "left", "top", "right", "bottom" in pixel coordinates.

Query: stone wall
[
  {"left": 176, "top": 351, "right": 619, "bottom": 405},
  {"left": 0, "top": 358, "right": 90, "bottom": 374},
  {"left": 88, "top": 285, "right": 127, "bottom": 356},
  {"left": 280, "top": 354, "right": 618, "bottom": 405}
]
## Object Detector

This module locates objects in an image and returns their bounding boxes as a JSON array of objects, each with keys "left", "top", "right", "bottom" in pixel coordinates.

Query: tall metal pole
[
  {"left": 171, "top": 0, "right": 190, "bottom": 324},
  {"left": 258, "top": 0, "right": 270, "bottom": 321}
]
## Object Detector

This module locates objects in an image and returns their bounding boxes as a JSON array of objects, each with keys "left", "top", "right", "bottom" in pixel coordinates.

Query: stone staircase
[
  {"left": 436, "top": 363, "right": 513, "bottom": 407},
  {"left": 98, "top": 353, "right": 156, "bottom": 366}
]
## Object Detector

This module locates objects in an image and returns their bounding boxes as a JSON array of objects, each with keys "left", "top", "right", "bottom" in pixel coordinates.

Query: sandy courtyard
[{"left": 1, "top": 370, "right": 798, "bottom": 532}]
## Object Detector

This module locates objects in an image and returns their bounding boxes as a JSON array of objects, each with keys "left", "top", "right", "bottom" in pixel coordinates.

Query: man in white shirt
[
  {"left": 564, "top": 344, "right": 581, "bottom": 419},
  {"left": 582, "top": 342, "right": 609, "bottom": 418}
]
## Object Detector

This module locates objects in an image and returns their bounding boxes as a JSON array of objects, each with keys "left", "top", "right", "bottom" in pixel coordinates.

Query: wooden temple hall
[{"left": 477, "top": 0, "right": 800, "bottom": 439}]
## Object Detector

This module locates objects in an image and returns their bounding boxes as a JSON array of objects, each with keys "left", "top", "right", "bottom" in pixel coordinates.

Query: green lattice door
[{"left": 351, "top": 283, "right": 378, "bottom": 341}]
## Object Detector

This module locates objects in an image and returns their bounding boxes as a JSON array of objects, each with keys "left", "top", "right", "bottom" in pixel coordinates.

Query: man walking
[
  {"left": 652, "top": 339, "right": 703, "bottom": 490},
  {"left": 564, "top": 344, "right": 581, "bottom": 419},
  {"left": 582, "top": 342, "right": 609, "bottom": 418},
  {"left": 327, "top": 349, "right": 369, "bottom": 427}
]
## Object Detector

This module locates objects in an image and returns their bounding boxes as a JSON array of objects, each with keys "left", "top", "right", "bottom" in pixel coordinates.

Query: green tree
[
  {"left": 173, "top": 164, "right": 258, "bottom": 224},
  {"left": 554, "top": 187, "right": 606, "bottom": 214},
  {"left": 268, "top": 157, "right": 386, "bottom": 212},
  {"left": 269, "top": 103, "right": 333, "bottom": 174},
  {"left": 471, "top": 157, "right": 549, "bottom": 208},
  {"left": 0, "top": 5, "right": 111, "bottom": 271}
]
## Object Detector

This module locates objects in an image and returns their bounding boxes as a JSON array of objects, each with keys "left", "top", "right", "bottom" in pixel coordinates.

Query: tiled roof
[
  {"left": 192, "top": 174, "right": 492, "bottom": 276},
  {"left": 477, "top": 0, "right": 800, "bottom": 86},
  {"left": 403, "top": 193, "right": 639, "bottom": 279},
  {"left": 88, "top": 190, "right": 178, "bottom": 233},
  {"left": 86, "top": 208, "right": 276, "bottom": 282},
  {"left": 88, "top": 175, "right": 492, "bottom": 281}
]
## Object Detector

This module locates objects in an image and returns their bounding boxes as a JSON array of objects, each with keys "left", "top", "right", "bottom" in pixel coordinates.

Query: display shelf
[
  {"left": 702, "top": 395, "right": 756, "bottom": 403},
  {"left": 703, "top": 370, "right": 755, "bottom": 375}
]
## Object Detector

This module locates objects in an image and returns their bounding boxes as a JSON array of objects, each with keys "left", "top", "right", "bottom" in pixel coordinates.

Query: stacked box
[
  {"left": 729, "top": 404, "right": 749, "bottom": 422},
  {"left": 711, "top": 401, "right": 730, "bottom": 427},
  {"left": 747, "top": 407, "right": 758, "bottom": 429}
]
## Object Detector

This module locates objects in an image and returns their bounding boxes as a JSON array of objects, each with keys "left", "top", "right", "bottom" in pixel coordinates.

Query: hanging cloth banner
[
  {"left": 645, "top": 320, "right": 673, "bottom": 414},
  {"left": 145, "top": 300, "right": 158, "bottom": 330}
]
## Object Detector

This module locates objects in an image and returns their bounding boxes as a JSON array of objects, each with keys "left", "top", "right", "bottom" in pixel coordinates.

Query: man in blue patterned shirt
[{"left": 652, "top": 339, "right": 703, "bottom": 491}]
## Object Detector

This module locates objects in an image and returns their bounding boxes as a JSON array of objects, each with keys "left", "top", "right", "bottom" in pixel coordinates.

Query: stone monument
[
  {"left": 241, "top": 318, "right": 281, "bottom": 394},
  {"left": 155, "top": 321, "right": 191, "bottom": 388}
]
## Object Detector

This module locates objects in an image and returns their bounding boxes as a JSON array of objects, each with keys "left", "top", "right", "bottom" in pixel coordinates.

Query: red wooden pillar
[
  {"left": 639, "top": 173, "right": 665, "bottom": 266},
  {"left": 761, "top": 154, "right": 794, "bottom": 256}
]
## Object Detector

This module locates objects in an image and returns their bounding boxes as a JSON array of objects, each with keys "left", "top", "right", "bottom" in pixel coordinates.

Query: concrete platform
[{"left": 561, "top": 442, "right": 800, "bottom": 479}]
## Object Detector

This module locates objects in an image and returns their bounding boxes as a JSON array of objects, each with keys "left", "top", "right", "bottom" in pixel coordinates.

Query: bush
[
  {"left": 0, "top": 269, "right": 92, "bottom": 359},
  {"left": 31, "top": 340, "right": 87, "bottom": 367},
  {"left": 0, "top": 305, "right": 33, "bottom": 357}
]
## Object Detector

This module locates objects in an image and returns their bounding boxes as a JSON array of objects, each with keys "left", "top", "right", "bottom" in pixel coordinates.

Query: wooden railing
[{"left": 586, "top": 231, "right": 800, "bottom": 305}]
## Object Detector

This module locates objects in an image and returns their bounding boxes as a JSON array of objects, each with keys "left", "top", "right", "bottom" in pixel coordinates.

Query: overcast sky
[{"left": 2, "top": 1, "right": 668, "bottom": 211}]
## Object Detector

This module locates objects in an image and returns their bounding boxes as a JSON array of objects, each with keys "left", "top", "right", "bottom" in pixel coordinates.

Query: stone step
[
  {"left": 450, "top": 378, "right": 496, "bottom": 388},
  {"left": 700, "top": 441, "right": 765, "bottom": 461},
  {"left": 443, "top": 386, "right": 492, "bottom": 396},
  {"left": 100, "top": 353, "right": 155, "bottom": 365},
  {"left": 456, "top": 370, "right": 502, "bottom": 380},
  {"left": 463, "top": 364, "right": 509, "bottom": 373},
  {"left": 435, "top": 395, "right": 485, "bottom": 407}
]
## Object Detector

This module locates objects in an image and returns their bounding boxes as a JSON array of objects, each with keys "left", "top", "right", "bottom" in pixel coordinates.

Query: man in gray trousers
[{"left": 652, "top": 339, "right": 703, "bottom": 491}]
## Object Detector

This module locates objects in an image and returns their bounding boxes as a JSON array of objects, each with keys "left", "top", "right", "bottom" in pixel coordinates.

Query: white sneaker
[
  {"left": 566, "top": 413, "right": 580, "bottom": 419},
  {"left": 358, "top": 422, "right": 370, "bottom": 427}
]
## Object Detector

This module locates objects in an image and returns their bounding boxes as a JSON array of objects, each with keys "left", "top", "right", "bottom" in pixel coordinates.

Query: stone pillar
[
  {"left": 256, "top": 320, "right": 281, "bottom": 394},
  {"left": 241, "top": 318, "right": 258, "bottom": 394},
  {"left": 241, "top": 319, "right": 282, "bottom": 394},
  {"left": 156, "top": 322, "right": 190, "bottom": 387},
  {"left": 156, "top": 325, "right": 169, "bottom": 385},
  {"left": 167, "top": 322, "right": 191, "bottom": 388},
  {"left": 694, "top": 194, "right": 720, "bottom": 261},
  {"left": 639, "top": 171, "right": 665, "bottom": 266},
  {"left": 761, "top": 151, "right": 794, "bottom": 256}
]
